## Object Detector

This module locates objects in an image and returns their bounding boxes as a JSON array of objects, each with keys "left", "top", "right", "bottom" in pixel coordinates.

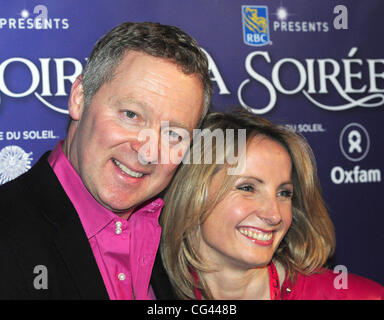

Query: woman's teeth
[
  {"left": 113, "top": 159, "right": 144, "bottom": 178},
  {"left": 239, "top": 228, "right": 273, "bottom": 241}
]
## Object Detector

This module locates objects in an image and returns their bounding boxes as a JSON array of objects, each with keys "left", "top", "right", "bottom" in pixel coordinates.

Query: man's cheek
[
  {"left": 171, "top": 145, "right": 190, "bottom": 165},
  {"left": 157, "top": 164, "right": 179, "bottom": 183}
]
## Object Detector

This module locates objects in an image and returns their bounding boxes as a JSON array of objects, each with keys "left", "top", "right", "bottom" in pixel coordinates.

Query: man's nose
[{"left": 131, "top": 128, "right": 160, "bottom": 165}]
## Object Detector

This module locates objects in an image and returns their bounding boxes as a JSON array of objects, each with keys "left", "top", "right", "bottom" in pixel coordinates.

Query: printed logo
[
  {"left": 339, "top": 123, "right": 370, "bottom": 162},
  {"left": 0, "top": 5, "right": 69, "bottom": 30},
  {"left": 0, "top": 145, "right": 33, "bottom": 184},
  {"left": 0, "top": 57, "right": 84, "bottom": 114},
  {"left": 330, "top": 123, "right": 381, "bottom": 184},
  {"left": 242, "top": 6, "right": 270, "bottom": 46}
]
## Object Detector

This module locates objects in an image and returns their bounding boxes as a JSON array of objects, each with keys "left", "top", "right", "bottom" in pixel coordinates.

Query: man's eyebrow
[
  {"left": 111, "top": 96, "right": 149, "bottom": 110},
  {"left": 111, "top": 96, "right": 191, "bottom": 131},
  {"left": 163, "top": 120, "right": 190, "bottom": 131}
]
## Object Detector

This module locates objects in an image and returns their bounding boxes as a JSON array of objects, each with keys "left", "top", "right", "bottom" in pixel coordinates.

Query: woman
[{"left": 160, "top": 110, "right": 383, "bottom": 300}]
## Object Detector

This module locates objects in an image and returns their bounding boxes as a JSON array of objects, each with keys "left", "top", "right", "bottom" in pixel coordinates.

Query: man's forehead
[{"left": 110, "top": 96, "right": 197, "bottom": 131}]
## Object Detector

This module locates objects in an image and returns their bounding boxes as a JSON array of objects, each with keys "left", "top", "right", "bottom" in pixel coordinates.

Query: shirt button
[
  {"left": 115, "top": 221, "right": 122, "bottom": 235},
  {"left": 118, "top": 273, "right": 126, "bottom": 281}
]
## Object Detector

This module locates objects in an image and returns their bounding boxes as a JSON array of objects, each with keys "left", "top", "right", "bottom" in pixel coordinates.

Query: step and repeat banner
[{"left": 0, "top": 0, "right": 383, "bottom": 285}]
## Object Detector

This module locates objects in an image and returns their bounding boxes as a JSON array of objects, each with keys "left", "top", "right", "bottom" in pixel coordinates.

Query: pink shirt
[{"left": 48, "top": 141, "right": 163, "bottom": 300}]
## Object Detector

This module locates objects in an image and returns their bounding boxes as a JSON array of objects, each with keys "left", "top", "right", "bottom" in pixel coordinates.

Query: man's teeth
[
  {"left": 113, "top": 159, "right": 144, "bottom": 178},
  {"left": 239, "top": 228, "right": 273, "bottom": 241}
]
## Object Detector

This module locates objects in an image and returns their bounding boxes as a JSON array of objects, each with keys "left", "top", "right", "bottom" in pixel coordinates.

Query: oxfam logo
[
  {"left": 0, "top": 145, "right": 33, "bottom": 184},
  {"left": 330, "top": 123, "right": 381, "bottom": 184},
  {"left": 339, "top": 123, "right": 370, "bottom": 162}
]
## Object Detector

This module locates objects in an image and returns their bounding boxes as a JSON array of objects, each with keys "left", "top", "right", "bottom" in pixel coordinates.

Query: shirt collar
[{"left": 47, "top": 141, "right": 164, "bottom": 239}]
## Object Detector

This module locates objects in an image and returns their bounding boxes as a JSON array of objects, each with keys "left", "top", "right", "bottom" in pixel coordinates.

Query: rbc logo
[
  {"left": 242, "top": 5, "right": 270, "bottom": 46},
  {"left": 339, "top": 123, "right": 370, "bottom": 162}
]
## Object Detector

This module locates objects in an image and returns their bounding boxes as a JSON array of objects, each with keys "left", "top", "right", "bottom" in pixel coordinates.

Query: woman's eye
[
  {"left": 237, "top": 185, "right": 254, "bottom": 192},
  {"left": 124, "top": 110, "right": 137, "bottom": 119},
  {"left": 278, "top": 190, "right": 293, "bottom": 198}
]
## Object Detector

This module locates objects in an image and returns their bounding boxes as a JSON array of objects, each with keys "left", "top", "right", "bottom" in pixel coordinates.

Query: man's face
[{"left": 66, "top": 51, "right": 204, "bottom": 216}]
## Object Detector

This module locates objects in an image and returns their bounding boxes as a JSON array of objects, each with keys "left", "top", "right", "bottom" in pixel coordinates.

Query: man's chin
[
  {"left": 96, "top": 195, "right": 136, "bottom": 215},
  {"left": 103, "top": 196, "right": 153, "bottom": 217},
  {"left": 97, "top": 186, "right": 160, "bottom": 216}
]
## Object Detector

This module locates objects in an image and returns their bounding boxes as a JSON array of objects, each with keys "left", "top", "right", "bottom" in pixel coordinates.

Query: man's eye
[
  {"left": 125, "top": 110, "right": 137, "bottom": 119},
  {"left": 168, "top": 130, "right": 183, "bottom": 142}
]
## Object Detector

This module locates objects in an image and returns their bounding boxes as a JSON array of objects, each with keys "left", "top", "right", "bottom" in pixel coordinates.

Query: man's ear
[{"left": 68, "top": 75, "right": 85, "bottom": 121}]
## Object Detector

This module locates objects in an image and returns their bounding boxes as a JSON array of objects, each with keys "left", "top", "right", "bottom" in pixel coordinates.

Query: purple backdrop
[{"left": 0, "top": 0, "right": 383, "bottom": 286}]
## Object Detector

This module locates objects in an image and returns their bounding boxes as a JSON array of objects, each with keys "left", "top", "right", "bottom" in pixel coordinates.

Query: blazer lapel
[
  {"left": 53, "top": 210, "right": 109, "bottom": 299},
  {"left": 31, "top": 153, "right": 109, "bottom": 299},
  {"left": 150, "top": 250, "right": 178, "bottom": 299}
]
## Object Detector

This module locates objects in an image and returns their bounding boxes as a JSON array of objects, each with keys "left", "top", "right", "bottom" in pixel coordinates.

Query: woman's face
[{"left": 199, "top": 136, "right": 293, "bottom": 270}]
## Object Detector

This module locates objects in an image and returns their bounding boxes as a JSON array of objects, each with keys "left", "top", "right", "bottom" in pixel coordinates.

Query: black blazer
[{"left": 0, "top": 152, "right": 176, "bottom": 299}]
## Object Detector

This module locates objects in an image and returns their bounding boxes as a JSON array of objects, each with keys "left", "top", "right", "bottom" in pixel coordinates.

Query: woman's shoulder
[{"left": 281, "top": 268, "right": 384, "bottom": 300}]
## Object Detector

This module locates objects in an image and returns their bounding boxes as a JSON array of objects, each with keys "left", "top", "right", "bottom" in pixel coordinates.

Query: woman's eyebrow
[
  {"left": 238, "top": 176, "right": 264, "bottom": 184},
  {"left": 239, "top": 176, "right": 293, "bottom": 187}
]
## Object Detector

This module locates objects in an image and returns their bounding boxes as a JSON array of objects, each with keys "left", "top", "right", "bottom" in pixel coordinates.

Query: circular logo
[
  {"left": 339, "top": 123, "right": 370, "bottom": 162},
  {"left": 0, "top": 145, "right": 33, "bottom": 184}
]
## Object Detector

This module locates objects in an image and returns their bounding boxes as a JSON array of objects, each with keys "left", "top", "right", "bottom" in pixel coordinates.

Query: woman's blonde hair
[{"left": 160, "top": 110, "right": 335, "bottom": 299}]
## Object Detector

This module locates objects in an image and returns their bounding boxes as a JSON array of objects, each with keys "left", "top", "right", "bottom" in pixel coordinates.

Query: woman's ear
[{"left": 68, "top": 75, "right": 85, "bottom": 121}]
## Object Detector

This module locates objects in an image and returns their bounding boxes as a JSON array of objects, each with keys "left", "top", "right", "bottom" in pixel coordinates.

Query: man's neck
[{"left": 115, "top": 209, "right": 134, "bottom": 220}]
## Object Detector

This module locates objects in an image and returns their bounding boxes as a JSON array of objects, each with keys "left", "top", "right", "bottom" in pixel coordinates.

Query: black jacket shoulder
[{"left": 0, "top": 152, "right": 108, "bottom": 299}]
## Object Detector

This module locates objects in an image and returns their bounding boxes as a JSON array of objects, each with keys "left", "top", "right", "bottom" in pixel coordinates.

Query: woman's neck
[{"left": 203, "top": 264, "right": 271, "bottom": 300}]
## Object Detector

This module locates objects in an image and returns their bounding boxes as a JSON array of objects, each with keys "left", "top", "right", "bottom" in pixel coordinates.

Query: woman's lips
[{"left": 237, "top": 226, "right": 275, "bottom": 246}]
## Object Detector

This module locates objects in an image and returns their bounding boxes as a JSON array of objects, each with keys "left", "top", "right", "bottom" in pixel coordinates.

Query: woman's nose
[{"left": 256, "top": 196, "right": 282, "bottom": 226}]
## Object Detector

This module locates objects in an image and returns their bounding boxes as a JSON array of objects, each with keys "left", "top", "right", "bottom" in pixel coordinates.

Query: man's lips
[{"left": 112, "top": 158, "right": 148, "bottom": 178}]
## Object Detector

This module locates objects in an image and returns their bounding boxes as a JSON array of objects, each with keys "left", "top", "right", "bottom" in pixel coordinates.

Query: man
[{"left": 0, "top": 22, "right": 212, "bottom": 299}]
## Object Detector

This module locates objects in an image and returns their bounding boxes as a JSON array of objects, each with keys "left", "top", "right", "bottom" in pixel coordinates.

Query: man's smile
[{"left": 112, "top": 158, "right": 146, "bottom": 178}]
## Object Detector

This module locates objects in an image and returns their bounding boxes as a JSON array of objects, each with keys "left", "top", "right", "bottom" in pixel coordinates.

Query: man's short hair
[{"left": 81, "top": 21, "right": 212, "bottom": 122}]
